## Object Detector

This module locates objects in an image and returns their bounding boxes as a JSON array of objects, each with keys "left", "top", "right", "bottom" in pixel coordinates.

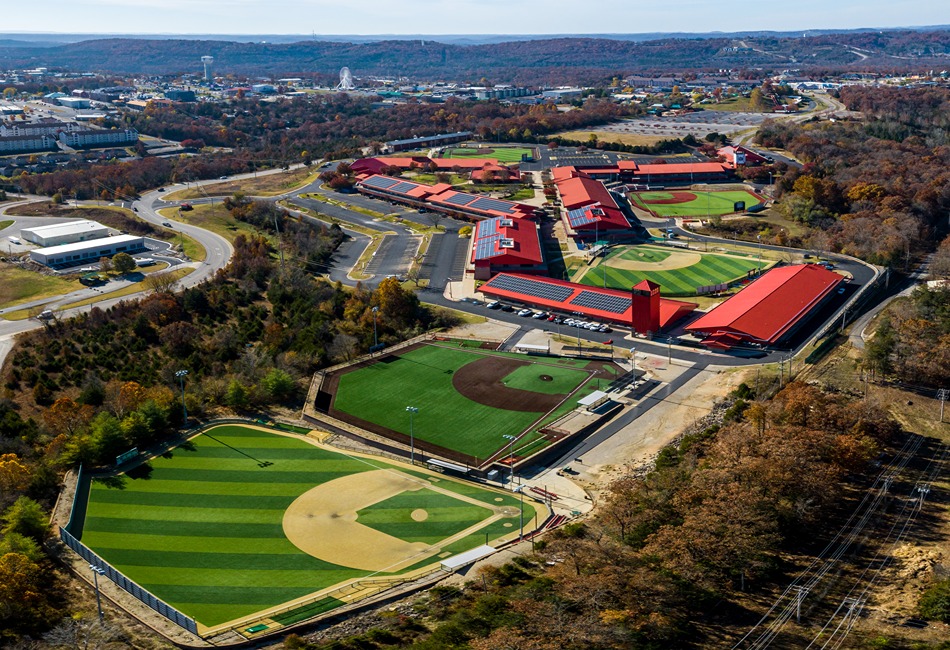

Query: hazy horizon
[{"left": 4, "top": 1, "right": 950, "bottom": 37}]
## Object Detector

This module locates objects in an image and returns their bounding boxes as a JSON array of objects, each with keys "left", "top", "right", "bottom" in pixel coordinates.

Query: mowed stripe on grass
[
  {"left": 81, "top": 425, "right": 528, "bottom": 628},
  {"left": 631, "top": 190, "right": 763, "bottom": 218},
  {"left": 582, "top": 246, "right": 773, "bottom": 295},
  {"left": 333, "top": 345, "right": 590, "bottom": 460},
  {"left": 81, "top": 427, "right": 373, "bottom": 626}
]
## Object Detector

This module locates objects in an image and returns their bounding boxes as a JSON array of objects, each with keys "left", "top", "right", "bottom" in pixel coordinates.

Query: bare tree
[{"left": 145, "top": 271, "right": 179, "bottom": 294}]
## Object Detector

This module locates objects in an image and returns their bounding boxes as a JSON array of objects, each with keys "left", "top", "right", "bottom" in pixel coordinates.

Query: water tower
[{"left": 201, "top": 56, "right": 214, "bottom": 82}]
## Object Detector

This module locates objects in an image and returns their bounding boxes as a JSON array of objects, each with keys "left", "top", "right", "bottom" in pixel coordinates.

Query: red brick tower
[{"left": 631, "top": 279, "right": 661, "bottom": 335}]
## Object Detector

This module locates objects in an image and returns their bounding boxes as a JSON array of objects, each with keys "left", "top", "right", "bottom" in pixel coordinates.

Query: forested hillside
[{"left": 0, "top": 29, "right": 947, "bottom": 81}]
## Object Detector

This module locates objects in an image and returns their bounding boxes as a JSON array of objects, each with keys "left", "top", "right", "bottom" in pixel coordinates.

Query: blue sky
[{"left": 4, "top": 0, "right": 949, "bottom": 35}]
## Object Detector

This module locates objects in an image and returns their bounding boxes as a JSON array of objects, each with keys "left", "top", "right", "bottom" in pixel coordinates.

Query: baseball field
[
  {"left": 78, "top": 424, "right": 538, "bottom": 631},
  {"left": 324, "top": 342, "right": 623, "bottom": 466},
  {"left": 577, "top": 244, "right": 774, "bottom": 296},
  {"left": 629, "top": 189, "right": 764, "bottom": 218},
  {"left": 443, "top": 146, "right": 535, "bottom": 163}
]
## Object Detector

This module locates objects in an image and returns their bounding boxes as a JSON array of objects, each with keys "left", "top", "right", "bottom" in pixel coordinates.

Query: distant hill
[{"left": 0, "top": 29, "right": 948, "bottom": 82}]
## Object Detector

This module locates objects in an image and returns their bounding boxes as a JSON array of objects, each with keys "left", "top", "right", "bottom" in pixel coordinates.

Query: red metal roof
[
  {"left": 480, "top": 273, "right": 696, "bottom": 329},
  {"left": 351, "top": 156, "right": 513, "bottom": 175},
  {"left": 470, "top": 217, "right": 543, "bottom": 266},
  {"left": 633, "top": 162, "right": 731, "bottom": 175},
  {"left": 555, "top": 175, "right": 619, "bottom": 211},
  {"left": 686, "top": 264, "right": 843, "bottom": 344}
]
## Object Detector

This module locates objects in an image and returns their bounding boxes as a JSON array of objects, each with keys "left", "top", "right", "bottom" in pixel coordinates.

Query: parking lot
[{"left": 588, "top": 110, "right": 771, "bottom": 139}]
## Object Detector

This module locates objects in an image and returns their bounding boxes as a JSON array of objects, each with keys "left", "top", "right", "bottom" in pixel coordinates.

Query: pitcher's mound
[{"left": 411, "top": 509, "right": 429, "bottom": 522}]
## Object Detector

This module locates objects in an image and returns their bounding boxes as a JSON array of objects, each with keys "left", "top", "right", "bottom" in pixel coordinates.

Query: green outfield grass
[
  {"left": 630, "top": 189, "right": 763, "bottom": 218},
  {"left": 332, "top": 344, "right": 594, "bottom": 461},
  {"left": 443, "top": 147, "right": 535, "bottom": 163},
  {"left": 357, "top": 489, "right": 491, "bottom": 544},
  {"left": 80, "top": 425, "right": 532, "bottom": 628},
  {"left": 579, "top": 244, "right": 774, "bottom": 296}
]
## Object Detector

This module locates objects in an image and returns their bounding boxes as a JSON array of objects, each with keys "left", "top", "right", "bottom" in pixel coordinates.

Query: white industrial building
[
  {"left": 58, "top": 97, "right": 92, "bottom": 109},
  {"left": 20, "top": 220, "right": 111, "bottom": 247},
  {"left": 29, "top": 235, "right": 146, "bottom": 268}
]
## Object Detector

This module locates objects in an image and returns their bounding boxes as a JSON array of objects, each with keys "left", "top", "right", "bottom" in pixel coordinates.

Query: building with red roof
[
  {"left": 554, "top": 174, "right": 632, "bottom": 240},
  {"left": 356, "top": 175, "right": 538, "bottom": 221},
  {"left": 427, "top": 189, "right": 537, "bottom": 221},
  {"left": 480, "top": 273, "right": 696, "bottom": 333},
  {"left": 351, "top": 156, "right": 516, "bottom": 177},
  {"left": 551, "top": 161, "right": 733, "bottom": 187},
  {"left": 686, "top": 264, "right": 843, "bottom": 348},
  {"left": 717, "top": 145, "right": 769, "bottom": 166},
  {"left": 470, "top": 217, "right": 545, "bottom": 280}
]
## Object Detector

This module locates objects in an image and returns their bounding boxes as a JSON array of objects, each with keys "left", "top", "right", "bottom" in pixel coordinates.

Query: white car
[
  {"left": 517, "top": 309, "right": 534, "bottom": 317},
  {"left": 7, "top": 236, "right": 21, "bottom": 245}
]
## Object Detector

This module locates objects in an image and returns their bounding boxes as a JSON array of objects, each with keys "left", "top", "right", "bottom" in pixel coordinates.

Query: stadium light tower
[
  {"left": 201, "top": 56, "right": 214, "bottom": 82},
  {"left": 89, "top": 564, "right": 106, "bottom": 624},
  {"left": 175, "top": 370, "right": 189, "bottom": 424},
  {"left": 502, "top": 434, "right": 516, "bottom": 488},
  {"left": 406, "top": 406, "right": 419, "bottom": 464}
]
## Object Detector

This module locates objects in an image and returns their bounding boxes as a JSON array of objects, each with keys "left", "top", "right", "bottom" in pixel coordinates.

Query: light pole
[
  {"left": 406, "top": 406, "right": 418, "bottom": 464},
  {"left": 516, "top": 484, "right": 525, "bottom": 540},
  {"left": 502, "top": 434, "right": 516, "bottom": 488},
  {"left": 372, "top": 306, "right": 379, "bottom": 350},
  {"left": 175, "top": 370, "right": 188, "bottom": 424},
  {"left": 89, "top": 564, "right": 106, "bottom": 624}
]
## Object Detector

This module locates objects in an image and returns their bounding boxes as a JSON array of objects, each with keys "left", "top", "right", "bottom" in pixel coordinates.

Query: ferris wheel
[{"left": 337, "top": 67, "right": 355, "bottom": 91}]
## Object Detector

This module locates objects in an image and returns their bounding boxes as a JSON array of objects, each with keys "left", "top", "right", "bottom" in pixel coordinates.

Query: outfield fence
[{"left": 59, "top": 527, "right": 199, "bottom": 635}]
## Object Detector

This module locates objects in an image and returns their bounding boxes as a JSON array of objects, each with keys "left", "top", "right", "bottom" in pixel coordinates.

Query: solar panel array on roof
[
  {"left": 570, "top": 290, "right": 631, "bottom": 314},
  {"left": 471, "top": 197, "right": 517, "bottom": 214},
  {"left": 445, "top": 193, "right": 478, "bottom": 206},
  {"left": 567, "top": 206, "right": 598, "bottom": 228},
  {"left": 390, "top": 181, "right": 418, "bottom": 194},
  {"left": 362, "top": 176, "right": 401, "bottom": 190},
  {"left": 478, "top": 218, "right": 500, "bottom": 238},
  {"left": 487, "top": 275, "right": 574, "bottom": 302},
  {"left": 474, "top": 235, "right": 502, "bottom": 260}
]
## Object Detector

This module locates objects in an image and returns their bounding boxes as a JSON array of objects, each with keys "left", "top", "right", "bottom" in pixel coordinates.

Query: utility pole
[
  {"left": 273, "top": 212, "right": 284, "bottom": 270},
  {"left": 792, "top": 586, "right": 808, "bottom": 624},
  {"left": 938, "top": 389, "right": 948, "bottom": 423}
]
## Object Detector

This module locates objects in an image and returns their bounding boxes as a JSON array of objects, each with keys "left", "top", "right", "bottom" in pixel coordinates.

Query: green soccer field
[
  {"left": 579, "top": 244, "right": 775, "bottom": 296},
  {"left": 444, "top": 147, "right": 535, "bottom": 163},
  {"left": 78, "top": 425, "right": 534, "bottom": 629},
  {"left": 630, "top": 189, "right": 763, "bottom": 217},
  {"left": 331, "top": 344, "right": 605, "bottom": 462}
]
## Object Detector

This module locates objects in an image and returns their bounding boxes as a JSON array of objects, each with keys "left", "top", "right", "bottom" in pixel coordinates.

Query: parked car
[
  {"left": 500, "top": 304, "right": 514, "bottom": 312},
  {"left": 564, "top": 318, "right": 576, "bottom": 326},
  {"left": 486, "top": 300, "right": 501, "bottom": 309},
  {"left": 599, "top": 325, "right": 612, "bottom": 333},
  {"left": 517, "top": 308, "right": 534, "bottom": 317},
  {"left": 532, "top": 311, "right": 548, "bottom": 319}
]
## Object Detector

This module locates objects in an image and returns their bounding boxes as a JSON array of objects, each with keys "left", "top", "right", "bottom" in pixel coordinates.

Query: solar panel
[
  {"left": 445, "top": 193, "right": 478, "bottom": 206},
  {"left": 470, "top": 197, "right": 517, "bottom": 214},
  {"left": 473, "top": 234, "right": 502, "bottom": 260},
  {"left": 567, "top": 207, "right": 598, "bottom": 228},
  {"left": 477, "top": 218, "right": 500, "bottom": 238},
  {"left": 389, "top": 181, "right": 418, "bottom": 194},
  {"left": 362, "top": 176, "right": 401, "bottom": 190},
  {"left": 486, "top": 275, "right": 574, "bottom": 302},
  {"left": 570, "top": 290, "right": 630, "bottom": 314}
]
